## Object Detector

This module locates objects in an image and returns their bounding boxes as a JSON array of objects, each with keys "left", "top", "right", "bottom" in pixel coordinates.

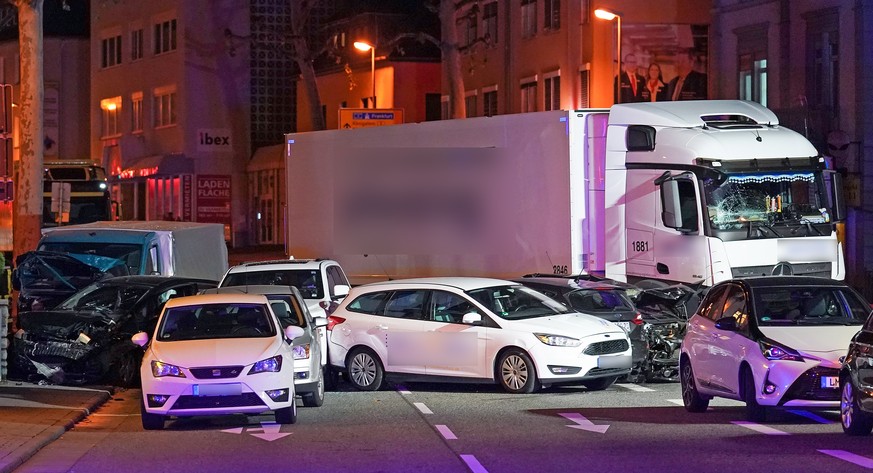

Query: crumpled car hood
[{"left": 18, "top": 309, "right": 120, "bottom": 341}]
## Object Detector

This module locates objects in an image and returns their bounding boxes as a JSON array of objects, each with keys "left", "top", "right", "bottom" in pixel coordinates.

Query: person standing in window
[
  {"left": 667, "top": 48, "right": 708, "bottom": 101},
  {"left": 641, "top": 63, "right": 668, "bottom": 102}
]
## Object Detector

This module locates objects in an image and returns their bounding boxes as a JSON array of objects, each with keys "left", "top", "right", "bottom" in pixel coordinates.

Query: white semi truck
[{"left": 284, "top": 100, "right": 845, "bottom": 286}]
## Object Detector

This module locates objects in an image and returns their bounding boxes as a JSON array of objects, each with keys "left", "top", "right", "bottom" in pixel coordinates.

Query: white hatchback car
[
  {"left": 133, "top": 294, "right": 305, "bottom": 430},
  {"left": 327, "top": 277, "right": 632, "bottom": 393},
  {"left": 680, "top": 276, "right": 869, "bottom": 422}
]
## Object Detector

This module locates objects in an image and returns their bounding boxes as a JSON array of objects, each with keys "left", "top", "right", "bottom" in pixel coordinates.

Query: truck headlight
[{"left": 534, "top": 333, "right": 582, "bottom": 347}]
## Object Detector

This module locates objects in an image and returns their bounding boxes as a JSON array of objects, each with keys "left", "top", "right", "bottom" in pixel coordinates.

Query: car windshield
[
  {"left": 466, "top": 285, "right": 572, "bottom": 320},
  {"left": 566, "top": 289, "right": 635, "bottom": 313},
  {"left": 58, "top": 283, "right": 150, "bottom": 313},
  {"left": 263, "top": 295, "right": 306, "bottom": 328},
  {"left": 222, "top": 269, "right": 324, "bottom": 299},
  {"left": 157, "top": 303, "right": 277, "bottom": 341},
  {"left": 753, "top": 285, "right": 868, "bottom": 326}
]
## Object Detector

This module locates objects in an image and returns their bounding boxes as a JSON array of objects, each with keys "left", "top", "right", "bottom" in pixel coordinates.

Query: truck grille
[
  {"left": 171, "top": 393, "right": 266, "bottom": 410},
  {"left": 583, "top": 339, "right": 629, "bottom": 356},
  {"left": 190, "top": 366, "right": 244, "bottom": 379},
  {"left": 780, "top": 367, "right": 841, "bottom": 404},
  {"left": 732, "top": 262, "right": 832, "bottom": 278}
]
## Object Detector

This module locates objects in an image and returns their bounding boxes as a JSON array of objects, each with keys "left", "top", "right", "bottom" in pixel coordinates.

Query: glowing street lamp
[
  {"left": 594, "top": 8, "right": 622, "bottom": 104},
  {"left": 353, "top": 41, "right": 376, "bottom": 108}
]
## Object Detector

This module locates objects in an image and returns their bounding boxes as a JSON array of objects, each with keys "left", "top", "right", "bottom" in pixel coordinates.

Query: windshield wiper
[
  {"left": 784, "top": 219, "right": 826, "bottom": 236},
  {"left": 746, "top": 221, "right": 782, "bottom": 238}
]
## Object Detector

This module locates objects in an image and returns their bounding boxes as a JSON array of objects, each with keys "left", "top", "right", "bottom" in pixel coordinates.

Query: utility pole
[{"left": 10, "top": 0, "right": 44, "bottom": 266}]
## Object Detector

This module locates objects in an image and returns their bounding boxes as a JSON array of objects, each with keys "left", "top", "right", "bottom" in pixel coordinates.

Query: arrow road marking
[
  {"left": 615, "top": 383, "right": 655, "bottom": 392},
  {"left": 819, "top": 450, "right": 873, "bottom": 468},
  {"left": 221, "top": 427, "right": 244, "bottom": 434},
  {"left": 221, "top": 422, "right": 291, "bottom": 441},
  {"left": 559, "top": 412, "right": 610, "bottom": 433}
]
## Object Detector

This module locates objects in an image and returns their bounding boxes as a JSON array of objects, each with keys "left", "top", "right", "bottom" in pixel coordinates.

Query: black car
[
  {"left": 514, "top": 275, "right": 649, "bottom": 379},
  {"left": 12, "top": 276, "right": 217, "bottom": 387},
  {"left": 841, "top": 309, "right": 873, "bottom": 435}
]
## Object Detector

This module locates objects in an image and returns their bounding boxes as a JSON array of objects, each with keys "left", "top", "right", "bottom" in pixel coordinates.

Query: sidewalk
[{"left": 0, "top": 381, "right": 112, "bottom": 473}]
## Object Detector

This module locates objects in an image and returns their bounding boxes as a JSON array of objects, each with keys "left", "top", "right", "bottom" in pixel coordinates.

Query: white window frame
[
  {"left": 153, "top": 85, "right": 177, "bottom": 128},
  {"left": 100, "top": 96, "right": 122, "bottom": 138},
  {"left": 465, "top": 90, "right": 478, "bottom": 118},
  {"left": 521, "top": 0, "right": 537, "bottom": 39},
  {"left": 101, "top": 34, "right": 122, "bottom": 68},
  {"left": 131, "top": 91, "right": 144, "bottom": 133},
  {"left": 131, "top": 27, "right": 144, "bottom": 61},
  {"left": 153, "top": 16, "right": 177, "bottom": 55},
  {"left": 483, "top": 85, "right": 498, "bottom": 117},
  {"left": 520, "top": 76, "right": 538, "bottom": 113},
  {"left": 483, "top": 2, "right": 498, "bottom": 45},
  {"left": 544, "top": 70, "right": 561, "bottom": 111}
]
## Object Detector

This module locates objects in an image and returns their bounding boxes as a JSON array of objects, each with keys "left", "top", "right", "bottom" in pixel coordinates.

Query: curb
[{"left": 0, "top": 389, "right": 112, "bottom": 473}]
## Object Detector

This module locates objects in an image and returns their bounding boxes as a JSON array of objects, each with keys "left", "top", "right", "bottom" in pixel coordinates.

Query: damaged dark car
[
  {"left": 12, "top": 276, "right": 217, "bottom": 387},
  {"left": 12, "top": 251, "right": 128, "bottom": 314}
]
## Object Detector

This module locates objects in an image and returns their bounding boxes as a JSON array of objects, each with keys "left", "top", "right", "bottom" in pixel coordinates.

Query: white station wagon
[{"left": 326, "top": 277, "right": 632, "bottom": 393}]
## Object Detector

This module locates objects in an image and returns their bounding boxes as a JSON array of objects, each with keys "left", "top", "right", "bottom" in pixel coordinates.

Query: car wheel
[
  {"left": 842, "top": 377, "right": 873, "bottom": 436},
  {"left": 114, "top": 351, "right": 141, "bottom": 388},
  {"left": 497, "top": 349, "right": 539, "bottom": 394},
  {"left": 347, "top": 348, "right": 384, "bottom": 391},
  {"left": 303, "top": 376, "right": 325, "bottom": 407},
  {"left": 275, "top": 402, "right": 298, "bottom": 424},
  {"left": 583, "top": 376, "right": 619, "bottom": 391},
  {"left": 324, "top": 365, "right": 340, "bottom": 391},
  {"left": 680, "top": 359, "right": 709, "bottom": 412},
  {"left": 742, "top": 368, "right": 766, "bottom": 422},
  {"left": 140, "top": 400, "right": 165, "bottom": 431}
]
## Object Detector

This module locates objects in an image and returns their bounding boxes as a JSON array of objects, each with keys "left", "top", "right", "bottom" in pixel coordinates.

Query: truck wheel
[
  {"left": 347, "top": 348, "right": 384, "bottom": 391},
  {"left": 497, "top": 349, "right": 539, "bottom": 394},
  {"left": 140, "top": 401, "right": 165, "bottom": 430},
  {"left": 680, "top": 359, "right": 709, "bottom": 412},
  {"left": 302, "top": 377, "right": 325, "bottom": 407},
  {"left": 742, "top": 368, "right": 766, "bottom": 422},
  {"left": 841, "top": 377, "right": 873, "bottom": 436},
  {"left": 583, "top": 376, "right": 618, "bottom": 391}
]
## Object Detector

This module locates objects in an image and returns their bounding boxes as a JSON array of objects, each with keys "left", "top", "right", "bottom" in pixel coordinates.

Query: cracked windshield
[{"left": 704, "top": 171, "right": 828, "bottom": 232}]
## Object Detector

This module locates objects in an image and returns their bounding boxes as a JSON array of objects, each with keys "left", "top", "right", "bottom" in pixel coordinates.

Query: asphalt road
[{"left": 15, "top": 379, "right": 873, "bottom": 473}]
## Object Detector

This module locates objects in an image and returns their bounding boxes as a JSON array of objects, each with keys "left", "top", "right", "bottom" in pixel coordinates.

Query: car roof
[
  {"left": 100, "top": 275, "right": 218, "bottom": 288},
  {"left": 204, "top": 285, "right": 304, "bottom": 298},
  {"left": 357, "top": 277, "right": 516, "bottom": 292},
  {"left": 226, "top": 258, "right": 337, "bottom": 271},
  {"left": 726, "top": 276, "right": 850, "bottom": 289},
  {"left": 513, "top": 277, "right": 626, "bottom": 292},
  {"left": 164, "top": 293, "right": 270, "bottom": 308}
]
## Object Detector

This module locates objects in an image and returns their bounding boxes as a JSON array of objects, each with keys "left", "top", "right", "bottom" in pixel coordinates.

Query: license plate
[
  {"left": 193, "top": 383, "right": 242, "bottom": 397},
  {"left": 598, "top": 354, "right": 631, "bottom": 369},
  {"left": 615, "top": 321, "right": 631, "bottom": 333},
  {"left": 821, "top": 376, "right": 839, "bottom": 389}
]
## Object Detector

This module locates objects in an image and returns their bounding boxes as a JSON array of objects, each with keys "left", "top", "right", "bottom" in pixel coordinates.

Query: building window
[
  {"left": 101, "top": 35, "right": 122, "bottom": 68},
  {"left": 544, "top": 0, "right": 560, "bottom": 30},
  {"left": 579, "top": 70, "right": 590, "bottom": 108},
  {"left": 153, "top": 87, "right": 176, "bottom": 127},
  {"left": 100, "top": 97, "right": 121, "bottom": 137},
  {"left": 131, "top": 92, "right": 143, "bottom": 132},
  {"left": 483, "top": 89, "right": 497, "bottom": 117},
  {"left": 521, "top": 81, "right": 537, "bottom": 113},
  {"left": 441, "top": 95, "right": 450, "bottom": 120},
  {"left": 465, "top": 92, "right": 477, "bottom": 117},
  {"left": 738, "top": 55, "right": 767, "bottom": 107},
  {"left": 131, "top": 28, "right": 144, "bottom": 61},
  {"left": 483, "top": 2, "right": 498, "bottom": 44},
  {"left": 154, "top": 18, "right": 177, "bottom": 55},
  {"left": 544, "top": 74, "right": 560, "bottom": 110},
  {"left": 465, "top": 11, "right": 477, "bottom": 48},
  {"left": 806, "top": 16, "right": 839, "bottom": 115},
  {"left": 521, "top": 0, "right": 537, "bottom": 38}
]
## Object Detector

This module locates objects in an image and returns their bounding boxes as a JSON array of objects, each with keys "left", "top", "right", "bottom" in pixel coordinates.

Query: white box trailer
[{"left": 284, "top": 100, "right": 845, "bottom": 286}]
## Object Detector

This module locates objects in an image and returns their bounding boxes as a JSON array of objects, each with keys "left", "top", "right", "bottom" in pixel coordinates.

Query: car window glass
[
  {"left": 720, "top": 284, "right": 749, "bottom": 330},
  {"left": 347, "top": 291, "right": 390, "bottom": 315},
  {"left": 383, "top": 290, "right": 427, "bottom": 320},
  {"left": 428, "top": 290, "right": 479, "bottom": 323},
  {"left": 223, "top": 269, "right": 324, "bottom": 299},
  {"left": 158, "top": 303, "right": 275, "bottom": 341},
  {"left": 466, "top": 285, "right": 571, "bottom": 320},
  {"left": 567, "top": 289, "right": 633, "bottom": 312},
  {"left": 326, "top": 266, "right": 338, "bottom": 296},
  {"left": 697, "top": 286, "right": 728, "bottom": 321},
  {"left": 754, "top": 285, "right": 868, "bottom": 327}
]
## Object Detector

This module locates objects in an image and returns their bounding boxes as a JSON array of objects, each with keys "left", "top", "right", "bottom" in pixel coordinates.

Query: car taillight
[
  {"left": 631, "top": 312, "right": 644, "bottom": 325},
  {"left": 327, "top": 315, "right": 346, "bottom": 330}
]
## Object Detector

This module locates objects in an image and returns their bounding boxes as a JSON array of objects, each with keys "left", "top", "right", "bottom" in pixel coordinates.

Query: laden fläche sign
[
  {"left": 338, "top": 108, "right": 404, "bottom": 129},
  {"left": 196, "top": 175, "right": 231, "bottom": 224}
]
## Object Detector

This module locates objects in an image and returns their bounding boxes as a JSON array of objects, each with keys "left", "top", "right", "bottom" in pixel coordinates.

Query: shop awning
[
  {"left": 116, "top": 153, "right": 193, "bottom": 179},
  {"left": 248, "top": 144, "right": 284, "bottom": 172}
]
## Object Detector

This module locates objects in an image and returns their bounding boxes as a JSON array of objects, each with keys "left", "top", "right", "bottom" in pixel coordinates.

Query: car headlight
[
  {"left": 534, "top": 333, "right": 582, "bottom": 347},
  {"left": 249, "top": 355, "right": 283, "bottom": 374},
  {"left": 292, "top": 344, "right": 311, "bottom": 360},
  {"left": 759, "top": 339, "right": 804, "bottom": 362},
  {"left": 151, "top": 361, "right": 186, "bottom": 378}
]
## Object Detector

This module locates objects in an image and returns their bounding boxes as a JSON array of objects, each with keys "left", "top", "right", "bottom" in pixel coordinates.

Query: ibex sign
[{"left": 197, "top": 128, "right": 232, "bottom": 152}]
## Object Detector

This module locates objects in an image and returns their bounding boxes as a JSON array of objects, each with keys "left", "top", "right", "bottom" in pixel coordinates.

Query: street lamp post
[
  {"left": 353, "top": 41, "right": 376, "bottom": 108},
  {"left": 594, "top": 8, "right": 622, "bottom": 104}
]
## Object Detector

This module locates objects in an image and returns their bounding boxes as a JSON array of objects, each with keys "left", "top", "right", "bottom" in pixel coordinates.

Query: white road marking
[
  {"left": 730, "top": 421, "right": 790, "bottom": 435},
  {"left": 559, "top": 412, "right": 610, "bottom": 433},
  {"left": 435, "top": 424, "right": 458, "bottom": 440},
  {"left": 819, "top": 450, "right": 873, "bottom": 468},
  {"left": 787, "top": 409, "right": 834, "bottom": 424},
  {"left": 220, "top": 423, "right": 291, "bottom": 441},
  {"left": 460, "top": 454, "right": 489, "bottom": 473},
  {"left": 615, "top": 383, "right": 655, "bottom": 392},
  {"left": 667, "top": 399, "right": 684, "bottom": 406},
  {"left": 414, "top": 402, "right": 433, "bottom": 414},
  {"left": 397, "top": 385, "right": 412, "bottom": 395},
  {"left": 221, "top": 427, "right": 244, "bottom": 434}
]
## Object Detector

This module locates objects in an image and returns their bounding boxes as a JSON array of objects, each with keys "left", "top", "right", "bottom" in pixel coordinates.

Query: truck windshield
[
  {"left": 703, "top": 170, "right": 829, "bottom": 235},
  {"left": 38, "top": 242, "right": 142, "bottom": 273}
]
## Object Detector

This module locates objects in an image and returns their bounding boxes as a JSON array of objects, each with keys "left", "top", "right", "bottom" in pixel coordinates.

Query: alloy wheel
[
  {"left": 350, "top": 352, "right": 377, "bottom": 387},
  {"left": 501, "top": 354, "right": 529, "bottom": 391}
]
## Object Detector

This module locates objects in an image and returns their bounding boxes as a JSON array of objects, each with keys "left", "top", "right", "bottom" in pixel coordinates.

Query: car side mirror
[
  {"left": 313, "top": 317, "right": 328, "bottom": 328},
  {"left": 462, "top": 312, "right": 482, "bottom": 325},
  {"left": 284, "top": 325, "right": 305, "bottom": 341},
  {"left": 714, "top": 316, "right": 739, "bottom": 331},
  {"left": 131, "top": 331, "right": 149, "bottom": 347},
  {"left": 332, "top": 284, "right": 350, "bottom": 300}
]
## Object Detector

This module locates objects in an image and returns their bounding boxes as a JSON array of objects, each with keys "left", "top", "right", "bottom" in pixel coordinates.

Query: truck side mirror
[
  {"left": 825, "top": 170, "right": 846, "bottom": 222},
  {"left": 659, "top": 177, "right": 699, "bottom": 233}
]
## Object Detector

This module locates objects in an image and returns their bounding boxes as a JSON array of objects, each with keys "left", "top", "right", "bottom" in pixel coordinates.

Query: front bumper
[
  {"left": 529, "top": 336, "right": 633, "bottom": 384},
  {"left": 756, "top": 361, "right": 841, "bottom": 407}
]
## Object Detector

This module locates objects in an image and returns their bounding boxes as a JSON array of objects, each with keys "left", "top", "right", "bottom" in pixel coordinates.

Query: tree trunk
[
  {"left": 12, "top": 0, "right": 43, "bottom": 262},
  {"left": 440, "top": 0, "right": 465, "bottom": 119}
]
